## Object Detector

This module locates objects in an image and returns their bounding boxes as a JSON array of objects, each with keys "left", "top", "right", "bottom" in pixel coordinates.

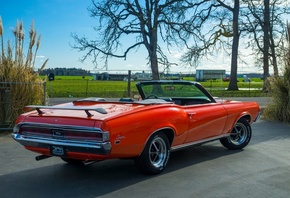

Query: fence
[
  {"left": 0, "top": 82, "right": 46, "bottom": 130},
  {"left": 0, "top": 77, "right": 267, "bottom": 131}
]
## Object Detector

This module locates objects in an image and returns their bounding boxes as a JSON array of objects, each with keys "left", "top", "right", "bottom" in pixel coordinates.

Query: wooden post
[{"left": 127, "top": 70, "right": 131, "bottom": 97}]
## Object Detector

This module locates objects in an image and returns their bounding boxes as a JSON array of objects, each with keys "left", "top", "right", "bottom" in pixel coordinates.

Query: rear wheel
[
  {"left": 135, "top": 132, "right": 170, "bottom": 175},
  {"left": 220, "top": 118, "right": 252, "bottom": 150}
]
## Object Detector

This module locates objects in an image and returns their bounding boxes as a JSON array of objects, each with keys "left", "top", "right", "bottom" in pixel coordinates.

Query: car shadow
[{"left": 0, "top": 143, "right": 239, "bottom": 198}]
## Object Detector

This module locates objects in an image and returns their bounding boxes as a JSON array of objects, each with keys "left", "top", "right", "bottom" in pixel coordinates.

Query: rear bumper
[{"left": 12, "top": 134, "right": 112, "bottom": 155}]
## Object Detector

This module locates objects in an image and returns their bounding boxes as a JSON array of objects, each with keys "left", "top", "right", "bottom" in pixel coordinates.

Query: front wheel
[
  {"left": 135, "top": 132, "right": 170, "bottom": 175},
  {"left": 220, "top": 118, "right": 252, "bottom": 150}
]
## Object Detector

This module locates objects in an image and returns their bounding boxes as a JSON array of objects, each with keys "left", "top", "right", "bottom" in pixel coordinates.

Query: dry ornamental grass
[{"left": 0, "top": 17, "right": 48, "bottom": 128}]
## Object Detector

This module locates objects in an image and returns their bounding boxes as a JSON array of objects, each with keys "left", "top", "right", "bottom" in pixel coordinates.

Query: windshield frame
[{"left": 136, "top": 80, "right": 216, "bottom": 103}]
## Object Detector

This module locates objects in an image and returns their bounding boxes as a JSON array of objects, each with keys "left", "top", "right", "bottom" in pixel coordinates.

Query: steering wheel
[{"left": 146, "top": 94, "right": 159, "bottom": 99}]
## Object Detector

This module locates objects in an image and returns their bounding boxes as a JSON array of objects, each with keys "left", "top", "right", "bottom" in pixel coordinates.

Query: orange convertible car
[{"left": 12, "top": 80, "right": 260, "bottom": 174}]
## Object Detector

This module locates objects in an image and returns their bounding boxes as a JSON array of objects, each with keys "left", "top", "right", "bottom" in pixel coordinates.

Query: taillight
[
  {"left": 13, "top": 123, "right": 109, "bottom": 142},
  {"left": 20, "top": 125, "right": 51, "bottom": 138},
  {"left": 65, "top": 131, "right": 103, "bottom": 141}
]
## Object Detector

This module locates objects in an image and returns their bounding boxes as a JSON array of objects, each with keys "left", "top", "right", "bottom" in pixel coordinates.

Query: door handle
[{"left": 188, "top": 112, "right": 196, "bottom": 119}]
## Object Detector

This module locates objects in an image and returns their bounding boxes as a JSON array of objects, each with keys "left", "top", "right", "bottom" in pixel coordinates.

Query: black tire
[
  {"left": 220, "top": 118, "right": 252, "bottom": 150},
  {"left": 135, "top": 132, "right": 170, "bottom": 175},
  {"left": 61, "top": 157, "right": 84, "bottom": 165}
]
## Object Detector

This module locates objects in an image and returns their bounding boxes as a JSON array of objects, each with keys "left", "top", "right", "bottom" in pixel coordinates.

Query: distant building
[
  {"left": 195, "top": 69, "right": 226, "bottom": 82},
  {"left": 134, "top": 72, "right": 152, "bottom": 81},
  {"left": 93, "top": 72, "right": 131, "bottom": 81}
]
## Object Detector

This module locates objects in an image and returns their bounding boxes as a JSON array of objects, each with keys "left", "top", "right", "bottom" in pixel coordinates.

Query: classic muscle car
[{"left": 12, "top": 80, "right": 260, "bottom": 174}]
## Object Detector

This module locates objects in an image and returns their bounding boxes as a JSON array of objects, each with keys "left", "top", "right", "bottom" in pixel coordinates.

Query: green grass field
[{"left": 44, "top": 76, "right": 266, "bottom": 98}]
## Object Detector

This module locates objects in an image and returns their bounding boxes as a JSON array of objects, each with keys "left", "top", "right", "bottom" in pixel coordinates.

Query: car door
[{"left": 183, "top": 103, "right": 228, "bottom": 143}]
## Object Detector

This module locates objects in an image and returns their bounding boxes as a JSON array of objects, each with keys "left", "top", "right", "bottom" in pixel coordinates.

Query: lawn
[{"left": 44, "top": 76, "right": 266, "bottom": 98}]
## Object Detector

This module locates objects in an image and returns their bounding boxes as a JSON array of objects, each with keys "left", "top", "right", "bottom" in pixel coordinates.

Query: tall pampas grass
[
  {"left": 0, "top": 17, "right": 48, "bottom": 128},
  {"left": 0, "top": 17, "right": 4, "bottom": 60},
  {"left": 263, "top": 23, "right": 290, "bottom": 123}
]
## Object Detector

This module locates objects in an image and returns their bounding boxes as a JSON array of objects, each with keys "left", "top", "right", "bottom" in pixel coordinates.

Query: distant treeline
[
  {"left": 39, "top": 68, "right": 92, "bottom": 76},
  {"left": 38, "top": 67, "right": 264, "bottom": 79}
]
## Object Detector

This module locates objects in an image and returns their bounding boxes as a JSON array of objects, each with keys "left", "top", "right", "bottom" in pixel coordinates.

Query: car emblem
[
  {"left": 52, "top": 130, "right": 64, "bottom": 138},
  {"left": 116, "top": 134, "right": 125, "bottom": 140},
  {"left": 114, "top": 134, "right": 125, "bottom": 145}
]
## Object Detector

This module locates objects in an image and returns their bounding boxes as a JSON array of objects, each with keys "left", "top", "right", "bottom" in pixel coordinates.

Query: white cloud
[{"left": 36, "top": 55, "right": 46, "bottom": 59}]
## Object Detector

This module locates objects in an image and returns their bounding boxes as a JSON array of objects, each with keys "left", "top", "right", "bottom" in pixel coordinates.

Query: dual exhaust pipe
[{"left": 35, "top": 155, "right": 98, "bottom": 165}]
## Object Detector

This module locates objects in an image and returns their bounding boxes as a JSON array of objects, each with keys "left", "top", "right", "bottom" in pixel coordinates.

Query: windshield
[{"left": 139, "top": 81, "right": 212, "bottom": 100}]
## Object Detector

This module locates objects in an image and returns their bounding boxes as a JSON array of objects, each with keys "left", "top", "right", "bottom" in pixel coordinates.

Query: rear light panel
[{"left": 13, "top": 123, "right": 109, "bottom": 142}]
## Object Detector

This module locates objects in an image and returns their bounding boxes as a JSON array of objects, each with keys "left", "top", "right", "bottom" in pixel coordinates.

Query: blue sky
[
  {"left": 0, "top": 0, "right": 271, "bottom": 74},
  {"left": 1, "top": 0, "right": 138, "bottom": 72},
  {"left": 0, "top": 0, "right": 216, "bottom": 74}
]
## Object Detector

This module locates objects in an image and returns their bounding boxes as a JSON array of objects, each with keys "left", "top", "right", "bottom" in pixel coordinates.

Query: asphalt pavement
[
  {"left": 1, "top": 119, "right": 290, "bottom": 198},
  {"left": 1, "top": 96, "right": 287, "bottom": 198}
]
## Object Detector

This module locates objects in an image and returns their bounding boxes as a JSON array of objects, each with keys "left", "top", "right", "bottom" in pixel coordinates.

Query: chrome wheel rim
[
  {"left": 149, "top": 137, "right": 167, "bottom": 168},
  {"left": 229, "top": 123, "right": 248, "bottom": 145}
]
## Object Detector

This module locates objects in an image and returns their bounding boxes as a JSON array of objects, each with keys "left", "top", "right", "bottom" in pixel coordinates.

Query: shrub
[
  {"left": 0, "top": 17, "right": 48, "bottom": 128},
  {"left": 263, "top": 24, "right": 290, "bottom": 123}
]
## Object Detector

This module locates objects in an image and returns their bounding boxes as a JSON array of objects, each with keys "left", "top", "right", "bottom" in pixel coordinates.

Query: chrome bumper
[
  {"left": 254, "top": 112, "right": 261, "bottom": 122},
  {"left": 12, "top": 134, "right": 112, "bottom": 155}
]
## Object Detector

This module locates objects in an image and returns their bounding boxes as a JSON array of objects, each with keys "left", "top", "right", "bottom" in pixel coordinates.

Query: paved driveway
[{"left": 1, "top": 119, "right": 290, "bottom": 198}]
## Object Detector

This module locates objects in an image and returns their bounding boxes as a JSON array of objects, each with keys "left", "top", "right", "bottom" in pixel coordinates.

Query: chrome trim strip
[
  {"left": 171, "top": 134, "right": 230, "bottom": 151},
  {"left": 254, "top": 112, "right": 261, "bottom": 122},
  {"left": 12, "top": 134, "right": 112, "bottom": 155}
]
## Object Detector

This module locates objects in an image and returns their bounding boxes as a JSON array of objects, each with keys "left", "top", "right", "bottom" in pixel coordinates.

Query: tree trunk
[
  {"left": 148, "top": 18, "right": 160, "bottom": 80},
  {"left": 269, "top": 26, "right": 279, "bottom": 76},
  {"left": 227, "top": 0, "right": 239, "bottom": 91},
  {"left": 263, "top": 0, "right": 270, "bottom": 91},
  {"left": 150, "top": 53, "right": 160, "bottom": 80}
]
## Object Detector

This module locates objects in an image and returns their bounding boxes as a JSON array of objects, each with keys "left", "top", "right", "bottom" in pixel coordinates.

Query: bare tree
[
  {"left": 72, "top": 0, "right": 209, "bottom": 80},
  {"left": 222, "top": 0, "right": 240, "bottom": 90},
  {"left": 263, "top": 0, "right": 271, "bottom": 91},
  {"left": 200, "top": 0, "right": 242, "bottom": 90},
  {"left": 182, "top": 0, "right": 241, "bottom": 90},
  {"left": 243, "top": 0, "right": 289, "bottom": 90}
]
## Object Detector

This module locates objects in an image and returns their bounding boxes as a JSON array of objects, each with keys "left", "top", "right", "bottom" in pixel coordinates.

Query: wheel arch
[
  {"left": 239, "top": 114, "right": 251, "bottom": 123},
  {"left": 139, "top": 127, "right": 175, "bottom": 155},
  {"left": 158, "top": 128, "right": 175, "bottom": 146},
  {"left": 228, "top": 113, "right": 252, "bottom": 134}
]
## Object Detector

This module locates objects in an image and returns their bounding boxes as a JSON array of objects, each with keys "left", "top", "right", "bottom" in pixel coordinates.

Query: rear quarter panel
[
  {"left": 221, "top": 100, "right": 260, "bottom": 133},
  {"left": 105, "top": 104, "right": 189, "bottom": 158}
]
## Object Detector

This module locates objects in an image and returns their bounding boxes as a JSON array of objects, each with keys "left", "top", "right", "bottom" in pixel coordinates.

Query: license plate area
[{"left": 50, "top": 145, "right": 66, "bottom": 157}]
